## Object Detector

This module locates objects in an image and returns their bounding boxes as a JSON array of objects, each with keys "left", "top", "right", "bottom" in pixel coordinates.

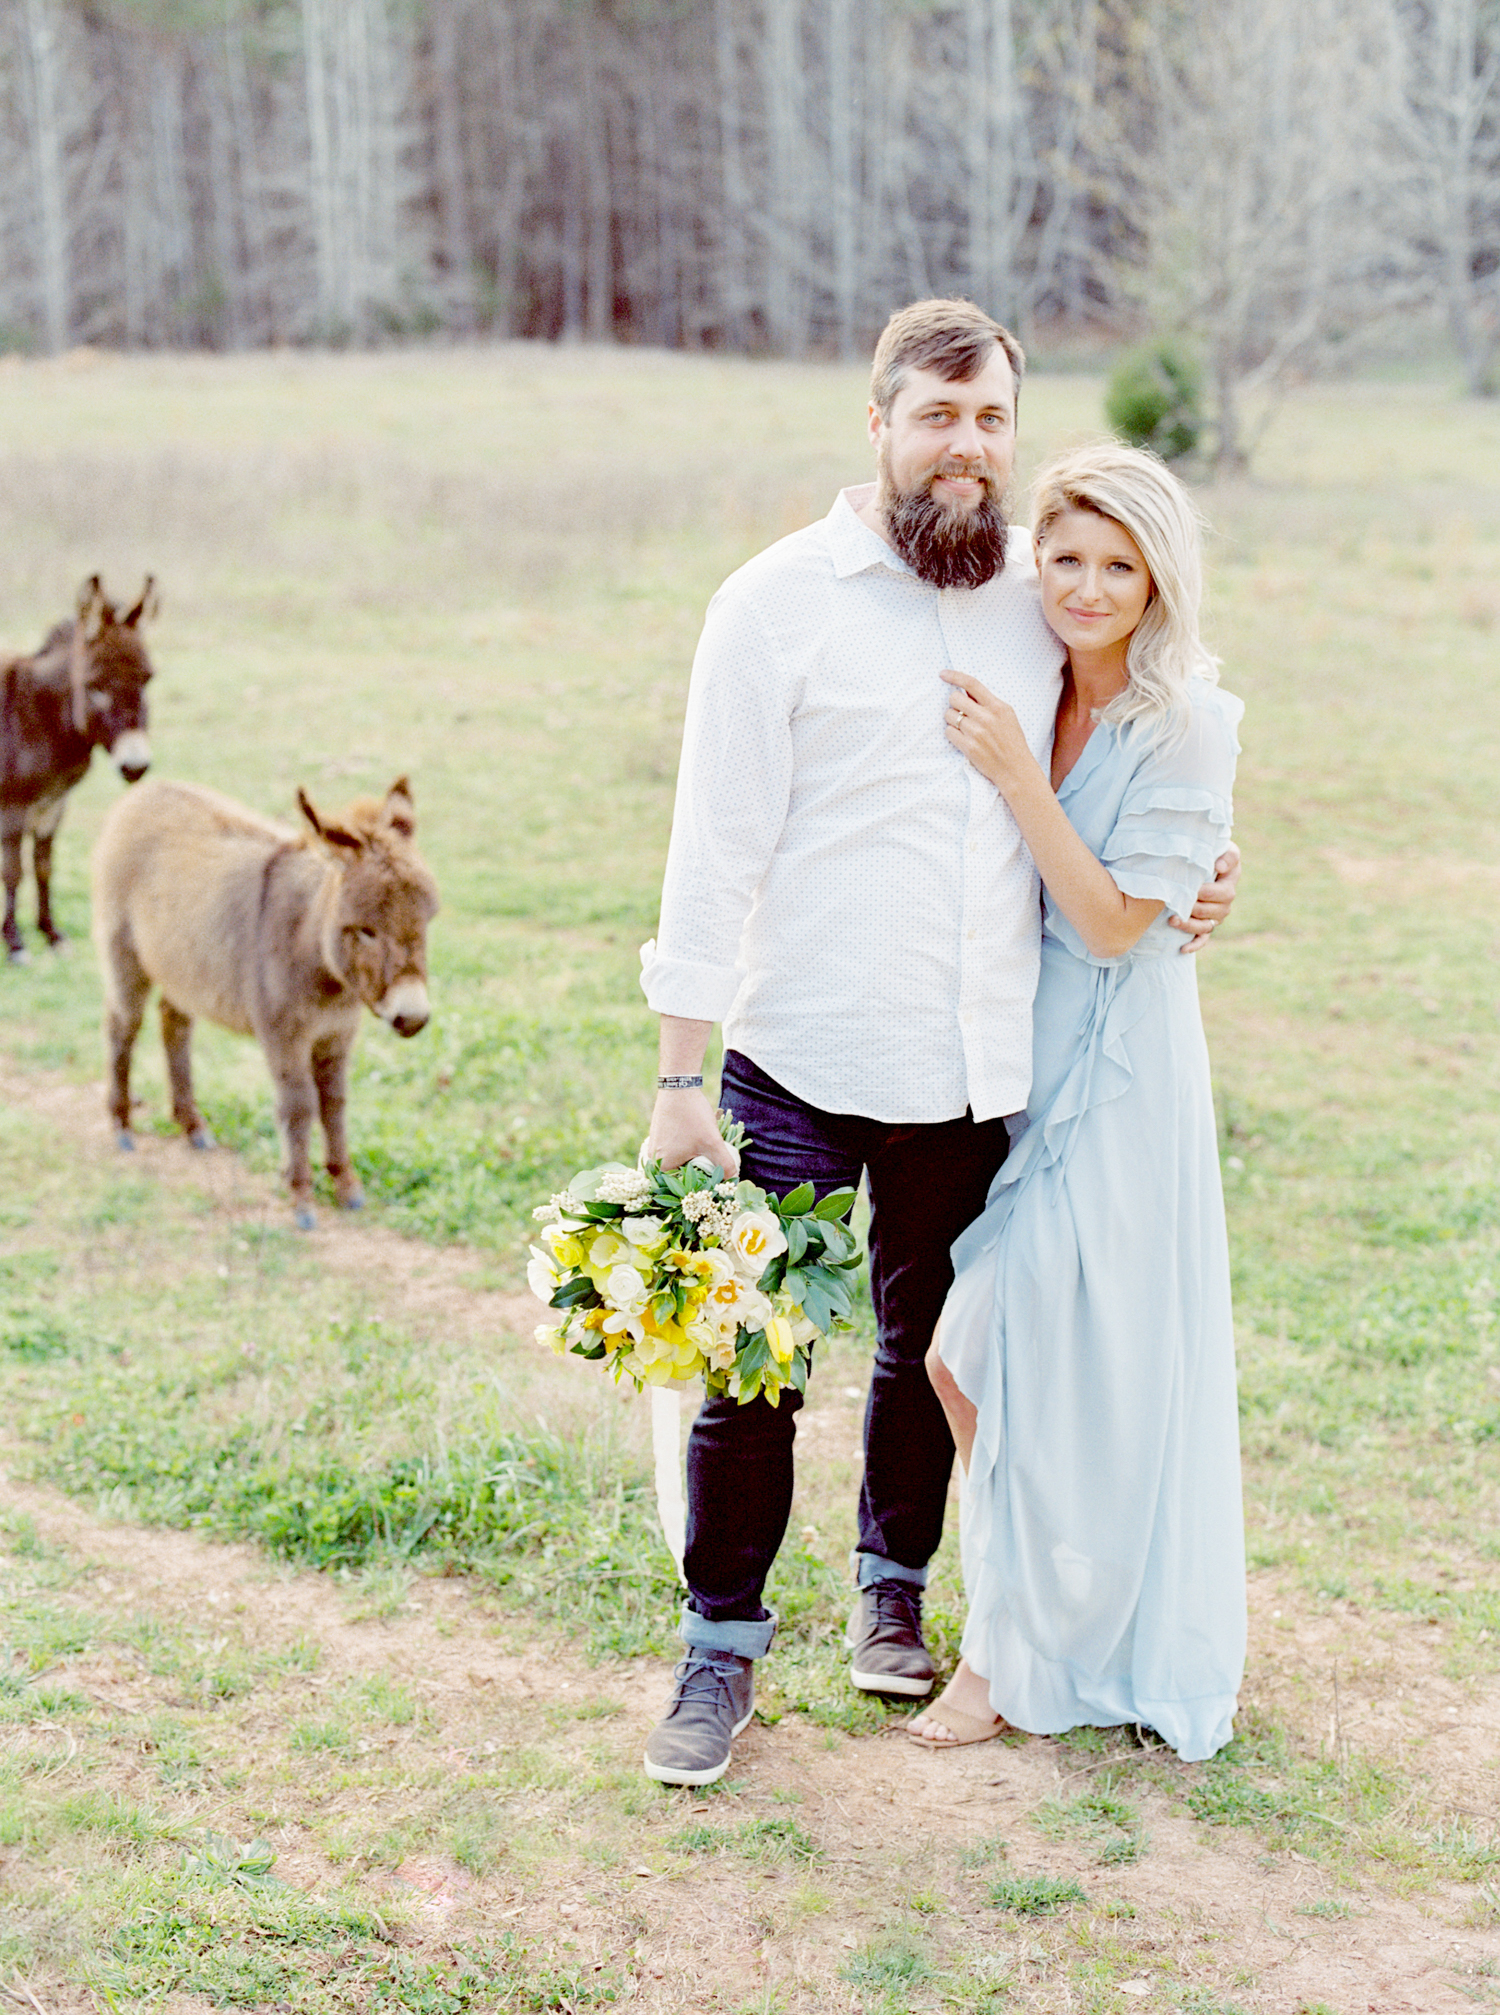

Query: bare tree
[
  {"left": 1383, "top": 0, "right": 1500, "bottom": 393},
  {"left": 1124, "top": 0, "right": 1394, "bottom": 468},
  {"left": 0, "top": 0, "right": 1481, "bottom": 396}
]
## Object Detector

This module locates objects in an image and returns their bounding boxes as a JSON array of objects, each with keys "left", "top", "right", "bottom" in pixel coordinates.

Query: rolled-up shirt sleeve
[{"left": 640, "top": 585, "right": 793, "bottom": 1022}]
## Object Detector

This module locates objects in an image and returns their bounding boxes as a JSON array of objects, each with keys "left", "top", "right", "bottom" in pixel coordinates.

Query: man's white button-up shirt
[{"left": 640, "top": 484, "right": 1064, "bottom": 1125}]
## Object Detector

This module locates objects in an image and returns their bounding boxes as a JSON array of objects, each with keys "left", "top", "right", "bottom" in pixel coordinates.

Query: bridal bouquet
[{"left": 528, "top": 1119, "right": 861, "bottom": 1406}]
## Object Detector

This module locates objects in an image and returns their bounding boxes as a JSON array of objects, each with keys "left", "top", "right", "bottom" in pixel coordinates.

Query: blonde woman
[{"left": 911, "top": 441, "right": 1246, "bottom": 1762}]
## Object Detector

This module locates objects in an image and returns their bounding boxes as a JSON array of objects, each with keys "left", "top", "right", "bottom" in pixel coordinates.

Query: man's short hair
[{"left": 870, "top": 298, "right": 1025, "bottom": 420}]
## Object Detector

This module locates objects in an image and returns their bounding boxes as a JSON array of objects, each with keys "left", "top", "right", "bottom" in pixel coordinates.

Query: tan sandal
[{"left": 906, "top": 1689, "right": 1009, "bottom": 1750}]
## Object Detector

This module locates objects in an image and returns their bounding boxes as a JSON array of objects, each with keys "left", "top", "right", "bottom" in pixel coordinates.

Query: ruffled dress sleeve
[{"left": 1102, "top": 686, "right": 1242, "bottom": 915}]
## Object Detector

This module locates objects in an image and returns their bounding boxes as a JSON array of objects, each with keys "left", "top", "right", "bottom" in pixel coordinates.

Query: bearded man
[{"left": 637, "top": 298, "right": 1238, "bottom": 1786}]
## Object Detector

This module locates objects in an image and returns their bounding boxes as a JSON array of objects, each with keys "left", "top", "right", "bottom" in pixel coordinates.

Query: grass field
[{"left": 0, "top": 346, "right": 1498, "bottom": 2013}]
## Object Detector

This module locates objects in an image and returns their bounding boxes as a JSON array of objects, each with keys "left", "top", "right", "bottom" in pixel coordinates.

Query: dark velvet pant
[{"left": 682, "top": 1050, "right": 1011, "bottom": 1634}]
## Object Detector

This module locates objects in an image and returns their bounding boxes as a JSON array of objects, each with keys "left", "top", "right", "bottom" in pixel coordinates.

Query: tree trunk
[
  {"left": 828, "top": 0, "right": 857, "bottom": 356},
  {"left": 21, "top": 0, "right": 68, "bottom": 352},
  {"left": 715, "top": 0, "right": 748, "bottom": 347},
  {"left": 765, "top": 0, "right": 805, "bottom": 353},
  {"left": 303, "top": 0, "right": 341, "bottom": 332},
  {"left": 432, "top": 0, "right": 473, "bottom": 329}
]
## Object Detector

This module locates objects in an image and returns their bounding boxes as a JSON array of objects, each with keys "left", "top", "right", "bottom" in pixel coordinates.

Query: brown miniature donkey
[{"left": 91, "top": 775, "right": 439, "bottom": 1228}]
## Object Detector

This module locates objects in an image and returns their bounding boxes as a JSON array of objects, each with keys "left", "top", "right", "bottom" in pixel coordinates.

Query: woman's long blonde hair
[{"left": 1030, "top": 440, "right": 1218, "bottom": 732}]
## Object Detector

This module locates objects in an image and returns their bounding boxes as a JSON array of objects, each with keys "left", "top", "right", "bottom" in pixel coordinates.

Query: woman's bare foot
[{"left": 907, "top": 1658, "right": 1006, "bottom": 1747}]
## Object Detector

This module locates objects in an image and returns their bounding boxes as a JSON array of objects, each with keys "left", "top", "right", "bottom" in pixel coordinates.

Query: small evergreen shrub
[{"left": 1105, "top": 341, "right": 1204, "bottom": 460}]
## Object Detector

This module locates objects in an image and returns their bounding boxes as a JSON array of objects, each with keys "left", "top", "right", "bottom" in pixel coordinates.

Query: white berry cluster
[
  {"left": 596, "top": 1168, "right": 654, "bottom": 1209},
  {"left": 681, "top": 1188, "right": 738, "bottom": 1242}
]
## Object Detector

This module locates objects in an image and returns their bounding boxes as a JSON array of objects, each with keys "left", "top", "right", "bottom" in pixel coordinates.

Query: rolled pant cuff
[
  {"left": 856, "top": 1551, "right": 929, "bottom": 1591},
  {"left": 679, "top": 1605, "right": 777, "bottom": 1661}
]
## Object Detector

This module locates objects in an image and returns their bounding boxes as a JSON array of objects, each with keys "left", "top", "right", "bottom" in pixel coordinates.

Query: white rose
[
  {"left": 621, "top": 1215, "right": 670, "bottom": 1257},
  {"left": 730, "top": 1209, "right": 787, "bottom": 1278},
  {"left": 604, "top": 1264, "right": 650, "bottom": 1315}
]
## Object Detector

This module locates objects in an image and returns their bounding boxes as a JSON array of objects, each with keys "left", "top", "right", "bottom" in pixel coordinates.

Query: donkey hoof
[
  {"left": 116, "top": 1131, "right": 136, "bottom": 1152},
  {"left": 188, "top": 1128, "right": 214, "bottom": 1151},
  {"left": 340, "top": 1192, "right": 365, "bottom": 1212},
  {"left": 45, "top": 935, "right": 67, "bottom": 955},
  {"left": 294, "top": 1206, "right": 316, "bottom": 1232},
  {"left": 6, "top": 947, "right": 30, "bottom": 967}
]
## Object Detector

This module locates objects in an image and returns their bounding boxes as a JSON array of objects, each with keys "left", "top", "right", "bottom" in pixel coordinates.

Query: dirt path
[
  {"left": 3, "top": 1465, "right": 1496, "bottom": 2014},
  {"left": 2, "top": 1061, "right": 1498, "bottom": 2010}
]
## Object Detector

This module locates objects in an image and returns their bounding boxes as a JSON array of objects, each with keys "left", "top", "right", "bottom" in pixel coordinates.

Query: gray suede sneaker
[
  {"left": 642, "top": 1650, "right": 755, "bottom": 1786},
  {"left": 846, "top": 1581, "right": 935, "bottom": 1697}
]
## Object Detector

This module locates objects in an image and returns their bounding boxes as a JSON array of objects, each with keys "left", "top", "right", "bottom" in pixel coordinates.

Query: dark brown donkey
[
  {"left": 91, "top": 776, "right": 439, "bottom": 1229},
  {"left": 1, "top": 575, "right": 158, "bottom": 963}
]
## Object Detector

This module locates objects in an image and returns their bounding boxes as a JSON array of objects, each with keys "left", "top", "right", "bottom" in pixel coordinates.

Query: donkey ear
[
  {"left": 298, "top": 786, "right": 361, "bottom": 853},
  {"left": 379, "top": 776, "right": 416, "bottom": 839},
  {"left": 75, "top": 575, "right": 107, "bottom": 642},
  {"left": 123, "top": 576, "right": 159, "bottom": 628}
]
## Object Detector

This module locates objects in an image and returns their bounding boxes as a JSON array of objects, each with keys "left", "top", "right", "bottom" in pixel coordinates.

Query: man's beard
[{"left": 879, "top": 452, "right": 1009, "bottom": 590}]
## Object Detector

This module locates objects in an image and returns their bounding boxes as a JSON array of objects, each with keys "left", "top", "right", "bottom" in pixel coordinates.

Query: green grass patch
[
  {"left": 669, "top": 1814, "right": 820, "bottom": 1863},
  {"left": 839, "top": 1932, "right": 935, "bottom": 1999},
  {"left": 1033, "top": 1777, "right": 1146, "bottom": 1866},
  {"left": 94, "top": 1854, "right": 606, "bottom": 2011},
  {"left": 985, "top": 1873, "right": 1088, "bottom": 1914}
]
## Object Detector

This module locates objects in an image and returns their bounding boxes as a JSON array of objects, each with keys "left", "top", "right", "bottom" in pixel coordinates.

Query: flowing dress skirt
[{"left": 939, "top": 937, "right": 1246, "bottom": 1762}]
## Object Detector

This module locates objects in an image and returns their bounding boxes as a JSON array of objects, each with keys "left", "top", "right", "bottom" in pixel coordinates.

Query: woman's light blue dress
[{"left": 938, "top": 679, "right": 1246, "bottom": 1763}]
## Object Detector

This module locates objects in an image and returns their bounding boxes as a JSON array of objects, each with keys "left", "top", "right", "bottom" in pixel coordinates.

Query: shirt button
[
  {"left": 967, "top": 839, "right": 979, "bottom": 853},
  {"left": 966, "top": 929, "right": 977, "bottom": 940}
]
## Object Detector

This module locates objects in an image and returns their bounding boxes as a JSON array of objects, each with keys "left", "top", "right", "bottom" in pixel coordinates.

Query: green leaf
[
  {"left": 814, "top": 1187, "right": 858, "bottom": 1221},
  {"left": 784, "top": 1218, "right": 809, "bottom": 1265},
  {"left": 737, "top": 1331, "right": 770, "bottom": 1377},
  {"left": 782, "top": 1267, "right": 808, "bottom": 1303},
  {"left": 821, "top": 1276, "right": 853, "bottom": 1318},
  {"left": 776, "top": 1182, "right": 815, "bottom": 1217},
  {"left": 550, "top": 1277, "right": 599, "bottom": 1308},
  {"left": 758, "top": 1255, "right": 787, "bottom": 1294},
  {"left": 799, "top": 1284, "right": 832, "bottom": 1333},
  {"left": 568, "top": 1339, "right": 608, "bottom": 1361},
  {"left": 789, "top": 1352, "right": 809, "bottom": 1393}
]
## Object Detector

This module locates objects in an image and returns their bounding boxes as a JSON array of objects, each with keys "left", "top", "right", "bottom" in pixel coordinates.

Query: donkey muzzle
[
  {"left": 379, "top": 978, "right": 430, "bottom": 1039},
  {"left": 111, "top": 730, "right": 152, "bottom": 783}
]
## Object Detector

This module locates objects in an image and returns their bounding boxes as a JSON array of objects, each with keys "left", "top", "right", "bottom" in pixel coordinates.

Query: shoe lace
[
  {"left": 671, "top": 1654, "right": 741, "bottom": 1714},
  {"left": 871, "top": 1581, "right": 923, "bottom": 1634}
]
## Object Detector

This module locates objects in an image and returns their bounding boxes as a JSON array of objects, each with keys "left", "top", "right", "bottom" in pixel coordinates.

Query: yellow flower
[
  {"left": 588, "top": 1230, "right": 630, "bottom": 1270},
  {"left": 534, "top": 1323, "right": 566, "bottom": 1355},
  {"left": 765, "top": 1315, "right": 797, "bottom": 1365},
  {"left": 541, "top": 1225, "right": 585, "bottom": 1268}
]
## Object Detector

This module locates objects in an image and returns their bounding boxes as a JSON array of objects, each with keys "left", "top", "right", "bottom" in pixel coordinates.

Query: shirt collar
[
  {"left": 825, "top": 484, "right": 915, "bottom": 580},
  {"left": 825, "top": 486, "right": 1038, "bottom": 586}
]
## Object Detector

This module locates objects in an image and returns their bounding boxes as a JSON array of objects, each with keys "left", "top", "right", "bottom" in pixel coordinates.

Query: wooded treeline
[{"left": 1, "top": 0, "right": 1497, "bottom": 436}]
